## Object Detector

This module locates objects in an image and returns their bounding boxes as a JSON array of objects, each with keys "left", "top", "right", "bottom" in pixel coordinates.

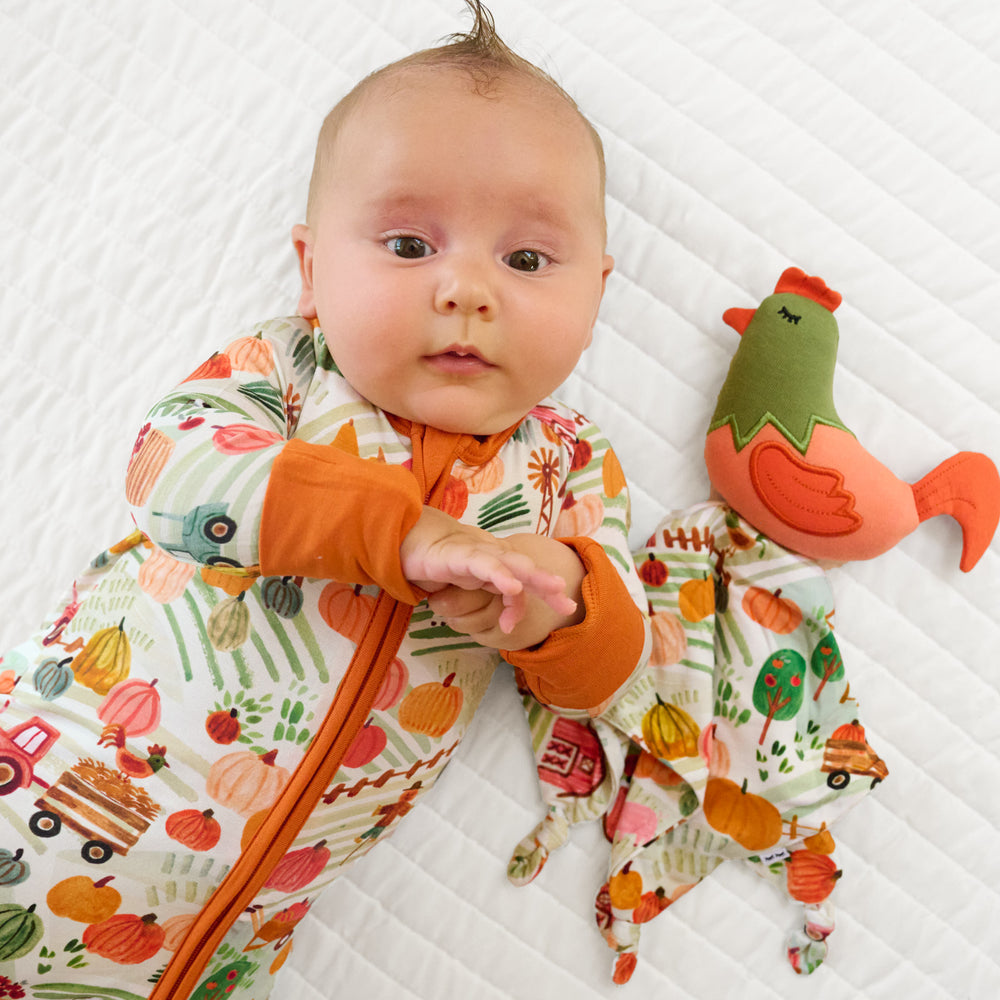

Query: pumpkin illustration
[
  {"left": 613, "top": 951, "right": 638, "bottom": 986},
  {"left": 451, "top": 454, "right": 505, "bottom": 493},
  {"left": 553, "top": 492, "right": 604, "bottom": 537},
  {"left": 182, "top": 352, "right": 232, "bottom": 383},
  {"left": 602, "top": 448, "right": 627, "bottom": 498},
  {"left": 205, "top": 707, "right": 241, "bottom": 745},
  {"left": 343, "top": 718, "right": 387, "bottom": 768},
  {"left": 165, "top": 808, "right": 222, "bottom": 852},
  {"left": 206, "top": 748, "right": 290, "bottom": 817},
  {"left": 703, "top": 777, "right": 783, "bottom": 851},
  {"left": 331, "top": 420, "right": 359, "bottom": 455},
  {"left": 318, "top": 582, "right": 375, "bottom": 642},
  {"left": 206, "top": 594, "right": 251, "bottom": 651},
  {"left": 831, "top": 719, "right": 867, "bottom": 743},
  {"left": 615, "top": 801, "right": 658, "bottom": 844},
  {"left": 678, "top": 575, "right": 715, "bottom": 622},
  {"left": 641, "top": 695, "right": 700, "bottom": 760},
  {"left": 211, "top": 423, "right": 285, "bottom": 455},
  {"left": 200, "top": 564, "right": 257, "bottom": 597},
  {"left": 371, "top": 657, "right": 408, "bottom": 711},
  {"left": 786, "top": 850, "right": 842, "bottom": 903},
  {"left": 398, "top": 673, "right": 463, "bottom": 737},
  {"left": 0, "top": 848, "right": 29, "bottom": 887},
  {"left": 71, "top": 619, "right": 131, "bottom": 695},
  {"left": 223, "top": 335, "right": 275, "bottom": 374},
  {"left": 440, "top": 476, "right": 469, "bottom": 518},
  {"left": 137, "top": 545, "right": 196, "bottom": 603},
  {"left": 125, "top": 428, "right": 175, "bottom": 506},
  {"left": 161, "top": 911, "right": 198, "bottom": 952},
  {"left": 0, "top": 902, "right": 43, "bottom": 961},
  {"left": 700, "top": 723, "right": 731, "bottom": 778},
  {"left": 803, "top": 823, "right": 836, "bottom": 855},
  {"left": 742, "top": 586, "right": 803, "bottom": 635},
  {"left": 633, "top": 751, "right": 682, "bottom": 787},
  {"left": 33, "top": 656, "right": 74, "bottom": 701},
  {"left": 240, "top": 808, "right": 270, "bottom": 852},
  {"left": 260, "top": 576, "right": 305, "bottom": 619},
  {"left": 83, "top": 911, "right": 165, "bottom": 964},
  {"left": 97, "top": 677, "right": 162, "bottom": 736},
  {"left": 632, "top": 887, "right": 669, "bottom": 924},
  {"left": 264, "top": 840, "right": 331, "bottom": 893},
  {"left": 571, "top": 438, "right": 593, "bottom": 471},
  {"left": 637, "top": 553, "right": 668, "bottom": 588},
  {"left": 649, "top": 610, "right": 686, "bottom": 667},
  {"left": 47, "top": 875, "right": 121, "bottom": 923},
  {"left": 608, "top": 866, "right": 643, "bottom": 909}
]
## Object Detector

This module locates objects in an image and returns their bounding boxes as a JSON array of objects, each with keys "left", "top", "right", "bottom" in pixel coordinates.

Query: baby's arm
[{"left": 400, "top": 506, "right": 583, "bottom": 649}]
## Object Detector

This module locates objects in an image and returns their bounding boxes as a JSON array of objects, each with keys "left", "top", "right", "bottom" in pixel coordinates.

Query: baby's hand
[{"left": 400, "top": 508, "right": 580, "bottom": 643}]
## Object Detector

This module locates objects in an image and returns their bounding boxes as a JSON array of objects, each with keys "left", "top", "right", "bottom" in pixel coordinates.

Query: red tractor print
[{"left": 0, "top": 717, "right": 59, "bottom": 795}]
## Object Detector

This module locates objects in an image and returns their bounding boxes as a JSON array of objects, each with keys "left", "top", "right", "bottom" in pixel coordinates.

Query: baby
[{"left": 0, "top": 3, "right": 648, "bottom": 998}]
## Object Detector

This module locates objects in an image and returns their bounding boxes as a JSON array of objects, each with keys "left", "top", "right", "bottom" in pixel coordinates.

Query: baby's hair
[{"left": 304, "top": 0, "right": 606, "bottom": 225}]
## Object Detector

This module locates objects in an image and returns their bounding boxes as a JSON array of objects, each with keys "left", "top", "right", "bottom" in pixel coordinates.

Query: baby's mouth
[{"left": 425, "top": 345, "right": 495, "bottom": 374}]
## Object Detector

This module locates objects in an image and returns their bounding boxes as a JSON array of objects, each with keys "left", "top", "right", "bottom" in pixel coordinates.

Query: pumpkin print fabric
[
  {"left": 0, "top": 317, "right": 646, "bottom": 998},
  {"left": 509, "top": 501, "right": 888, "bottom": 984}
]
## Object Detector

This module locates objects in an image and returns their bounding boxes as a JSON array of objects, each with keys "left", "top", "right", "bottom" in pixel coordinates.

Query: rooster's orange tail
[{"left": 911, "top": 452, "right": 1000, "bottom": 571}]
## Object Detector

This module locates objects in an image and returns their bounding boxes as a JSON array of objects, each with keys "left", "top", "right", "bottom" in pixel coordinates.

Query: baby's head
[{"left": 293, "top": 1, "right": 614, "bottom": 435}]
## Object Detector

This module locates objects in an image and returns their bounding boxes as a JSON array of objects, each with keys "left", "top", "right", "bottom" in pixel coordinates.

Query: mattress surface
[{"left": 1, "top": 2, "right": 997, "bottom": 998}]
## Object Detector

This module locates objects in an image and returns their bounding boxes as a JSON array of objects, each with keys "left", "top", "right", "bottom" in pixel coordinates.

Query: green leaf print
[
  {"left": 477, "top": 485, "right": 532, "bottom": 531},
  {"left": 238, "top": 380, "right": 286, "bottom": 424}
]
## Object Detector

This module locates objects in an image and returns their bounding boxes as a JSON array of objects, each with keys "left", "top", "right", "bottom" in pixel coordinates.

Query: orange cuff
[
  {"left": 259, "top": 438, "right": 424, "bottom": 603},
  {"left": 505, "top": 537, "right": 645, "bottom": 711}
]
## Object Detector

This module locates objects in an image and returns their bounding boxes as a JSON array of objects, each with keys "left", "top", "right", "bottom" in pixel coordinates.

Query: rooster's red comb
[{"left": 774, "top": 267, "right": 842, "bottom": 313}]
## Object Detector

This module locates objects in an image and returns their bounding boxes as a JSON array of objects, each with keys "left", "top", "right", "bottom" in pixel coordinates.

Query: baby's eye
[
  {"left": 387, "top": 236, "right": 434, "bottom": 259},
  {"left": 505, "top": 249, "right": 550, "bottom": 272}
]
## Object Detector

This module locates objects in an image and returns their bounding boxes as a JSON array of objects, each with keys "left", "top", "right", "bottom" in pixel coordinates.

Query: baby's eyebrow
[{"left": 366, "top": 191, "right": 436, "bottom": 220}]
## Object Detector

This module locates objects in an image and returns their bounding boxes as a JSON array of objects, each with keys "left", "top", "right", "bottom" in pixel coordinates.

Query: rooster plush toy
[
  {"left": 507, "top": 268, "right": 1000, "bottom": 987},
  {"left": 705, "top": 267, "right": 1000, "bottom": 570}
]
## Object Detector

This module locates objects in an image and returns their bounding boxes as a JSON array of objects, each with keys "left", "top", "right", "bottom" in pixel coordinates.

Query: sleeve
[
  {"left": 126, "top": 316, "right": 423, "bottom": 599},
  {"left": 504, "top": 417, "right": 650, "bottom": 712}
]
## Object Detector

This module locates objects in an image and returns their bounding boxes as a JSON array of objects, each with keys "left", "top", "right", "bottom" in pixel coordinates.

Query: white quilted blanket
[{"left": 1, "top": 2, "right": 997, "bottom": 998}]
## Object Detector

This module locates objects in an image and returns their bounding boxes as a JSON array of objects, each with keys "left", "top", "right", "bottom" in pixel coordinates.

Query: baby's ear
[{"left": 291, "top": 224, "right": 317, "bottom": 319}]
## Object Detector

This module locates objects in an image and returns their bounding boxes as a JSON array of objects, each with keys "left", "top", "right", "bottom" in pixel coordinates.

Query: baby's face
[{"left": 294, "top": 66, "right": 612, "bottom": 435}]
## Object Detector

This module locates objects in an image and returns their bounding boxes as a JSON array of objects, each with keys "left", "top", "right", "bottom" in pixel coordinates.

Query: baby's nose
[{"left": 434, "top": 262, "right": 497, "bottom": 319}]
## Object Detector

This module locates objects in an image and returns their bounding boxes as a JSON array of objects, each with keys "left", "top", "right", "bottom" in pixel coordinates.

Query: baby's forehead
[{"left": 308, "top": 62, "right": 605, "bottom": 229}]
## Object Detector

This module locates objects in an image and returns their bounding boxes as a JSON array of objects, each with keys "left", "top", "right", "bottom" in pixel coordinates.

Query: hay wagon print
[
  {"left": 821, "top": 721, "right": 888, "bottom": 791},
  {"left": 150, "top": 502, "right": 239, "bottom": 566},
  {"left": 28, "top": 759, "right": 160, "bottom": 864}
]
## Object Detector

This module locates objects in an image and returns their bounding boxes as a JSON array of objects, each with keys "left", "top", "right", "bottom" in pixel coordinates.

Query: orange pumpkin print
[
  {"left": 82, "top": 912, "right": 165, "bottom": 964},
  {"left": 678, "top": 575, "right": 715, "bottom": 622},
  {"left": 703, "top": 777, "right": 783, "bottom": 851},
  {"left": 741, "top": 586, "right": 803, "bottom": 634},
  {"left": 398, "top": 673, "right": 463, "bottom": 737},
  {"left": 318, "top": 583, "right": 375, "bottom": 643}
]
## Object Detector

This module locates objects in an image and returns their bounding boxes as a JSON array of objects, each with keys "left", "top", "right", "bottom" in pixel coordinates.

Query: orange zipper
[{"left": 149, "top": 593, "right": 413, "bottom": 998}]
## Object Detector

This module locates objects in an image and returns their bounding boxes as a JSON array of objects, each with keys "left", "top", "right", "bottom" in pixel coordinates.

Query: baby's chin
[{"left": 389, "top": 396, "right": 530, "bottom": 438}]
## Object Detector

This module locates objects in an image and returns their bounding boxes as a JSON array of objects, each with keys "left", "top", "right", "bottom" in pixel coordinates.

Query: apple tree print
[{"left": 752, "top": 649, "right": 805, "bottom": 745}]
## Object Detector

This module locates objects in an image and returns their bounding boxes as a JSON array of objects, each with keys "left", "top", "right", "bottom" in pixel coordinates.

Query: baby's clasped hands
[{"left": 400, "top": 506, "right": 583, "bottom": 647}]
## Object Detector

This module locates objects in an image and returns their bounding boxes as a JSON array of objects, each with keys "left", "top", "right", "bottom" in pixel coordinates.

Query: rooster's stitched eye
[{"left": 778, "top": 306, "right": 801, "bottom": 325}]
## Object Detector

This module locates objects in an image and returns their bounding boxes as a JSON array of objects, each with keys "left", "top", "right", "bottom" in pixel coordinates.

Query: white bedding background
[{"left": 1, "top": 2, "right": 998, "bottom": 998}]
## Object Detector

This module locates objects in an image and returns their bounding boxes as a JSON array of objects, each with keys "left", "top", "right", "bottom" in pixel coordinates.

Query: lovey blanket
[{"left": 512, "top": 502, "right": 889, "bottom": 984}]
